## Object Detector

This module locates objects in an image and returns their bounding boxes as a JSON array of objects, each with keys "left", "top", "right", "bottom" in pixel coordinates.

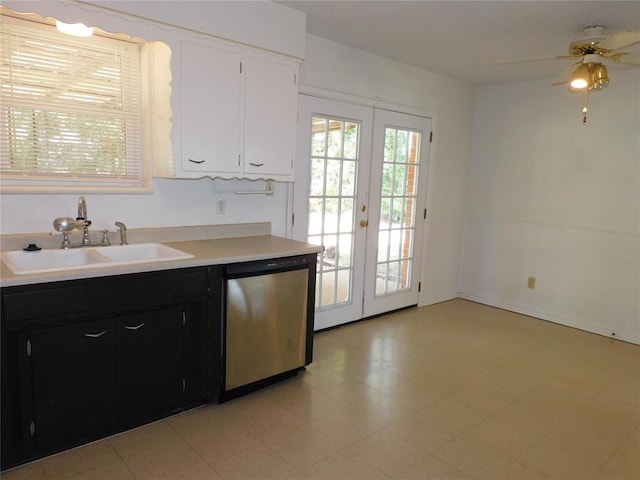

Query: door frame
[{"left": 291, "top": 90, "right": 434, "bottom": 329}]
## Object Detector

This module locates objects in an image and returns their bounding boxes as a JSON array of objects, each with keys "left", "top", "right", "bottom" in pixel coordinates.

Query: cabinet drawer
[{"left": 2, "top": 268, "right": 208, "bottom": 323}]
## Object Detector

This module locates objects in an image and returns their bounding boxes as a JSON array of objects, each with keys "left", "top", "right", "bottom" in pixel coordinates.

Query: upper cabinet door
[
  {"left": 174, "top": 39, "right": 299, "bottom": 181},
  {"left": 243, "top": 55, "right": 297, "bottom": 179},
  {"left": 180, "top": 41, "right": 241, "bottom": 175}
]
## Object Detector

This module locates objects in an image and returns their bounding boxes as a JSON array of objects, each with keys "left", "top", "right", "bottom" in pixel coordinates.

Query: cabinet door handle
[
  {"left": 249, "top": 162, "right": 264, "bottom": 167},
  {"left": 124, "top": 323, "right": 145, "bottom": 331},
  {"left": 84, "top": 331, "right": 107, "bottom": 338},
  {"left": 187, "top": 158, "right": 205, "bottom": 164}
]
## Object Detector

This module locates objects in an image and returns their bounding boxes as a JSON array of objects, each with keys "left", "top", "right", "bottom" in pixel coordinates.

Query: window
[{"left": 0, "top": 8, "right": 170, "bottom": 192}]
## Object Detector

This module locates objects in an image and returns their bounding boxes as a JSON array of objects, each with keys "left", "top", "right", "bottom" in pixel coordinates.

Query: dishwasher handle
[{"left": 224, "top": 255, "right": 312, "bottom": 278}]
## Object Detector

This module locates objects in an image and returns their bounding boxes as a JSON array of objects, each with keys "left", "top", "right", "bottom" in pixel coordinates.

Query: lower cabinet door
[
  {"left": 31, "top": 319, "right": 116, "bottom": 445},
  {"left": 116, "top": 307, "right": 184, "bottom": 423}
]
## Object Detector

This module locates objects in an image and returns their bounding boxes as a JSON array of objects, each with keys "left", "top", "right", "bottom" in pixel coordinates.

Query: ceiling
[{"left": 278, "top": 1, "right": 640, "bottom": 85}]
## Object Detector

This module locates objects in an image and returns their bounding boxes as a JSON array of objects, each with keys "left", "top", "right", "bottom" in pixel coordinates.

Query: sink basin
[
  {"left": 92, "top": 243, "right": 194, "bottom": 263},
  {"left": 1, "top": 243, "right": 194, "bottom": 275},
  {"left": 1, "top": 248, "right": 110, "bottom": 275}
]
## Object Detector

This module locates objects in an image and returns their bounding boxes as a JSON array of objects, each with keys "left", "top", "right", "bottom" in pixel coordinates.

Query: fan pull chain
[{"left": 582, "top": 88, "right": 589, "bottom": 124}]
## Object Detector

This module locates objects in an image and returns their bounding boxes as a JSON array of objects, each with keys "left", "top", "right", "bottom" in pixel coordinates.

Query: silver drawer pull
[
  {"left": 124, "top": 323, "right": 145, "bottom": 331},
  {"left": 84, "top": 331, "right": 106, "bottom": 338}
]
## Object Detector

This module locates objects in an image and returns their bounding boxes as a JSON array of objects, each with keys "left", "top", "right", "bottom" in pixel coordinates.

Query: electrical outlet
[
  {"left": 527, "top": 276, "right": 536, "bottom": 289},
  {"left": 216, "top": 197, "right": 226, "bottom": 214}
]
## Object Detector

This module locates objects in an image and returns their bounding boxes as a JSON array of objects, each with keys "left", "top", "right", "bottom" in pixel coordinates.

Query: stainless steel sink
[{"left": 1, "top": 243, "right": 194, "bottom": 275}]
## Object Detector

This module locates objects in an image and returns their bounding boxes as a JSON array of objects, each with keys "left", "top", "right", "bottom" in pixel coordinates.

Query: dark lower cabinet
[
  {"left": 116, "top": 307, "right": 185, "bottom": 424},
  {"left": 31, "top": 319, "right": 117, "bottom": 445},
  {"left": 1, "top": 266, "right": 220, "bottom": 471}
]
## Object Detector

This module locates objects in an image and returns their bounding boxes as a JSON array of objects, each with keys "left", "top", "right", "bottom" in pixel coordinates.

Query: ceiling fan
[
  {"left": 499, "top": 26, "right": 640, "bottom": 122},
  {"left": 549, "top": 26, "right": 640, "bottom": 90}
]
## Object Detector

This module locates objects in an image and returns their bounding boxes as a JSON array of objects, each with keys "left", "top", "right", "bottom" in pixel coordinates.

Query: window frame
[{"left": 0, "top": 8, "right": 154, "bottom": 193}]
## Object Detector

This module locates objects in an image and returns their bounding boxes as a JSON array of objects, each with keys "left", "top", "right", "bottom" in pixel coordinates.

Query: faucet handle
[{"left": 101, "top": 229, "right": 111, "bottom": 246}]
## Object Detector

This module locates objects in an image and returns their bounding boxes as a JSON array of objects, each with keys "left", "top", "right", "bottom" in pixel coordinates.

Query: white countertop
[{"left": 0, "top": 233, "right": 322, "bottom": 288}]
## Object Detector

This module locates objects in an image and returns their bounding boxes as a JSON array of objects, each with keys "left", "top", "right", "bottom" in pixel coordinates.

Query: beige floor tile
[
  {"left": 509, "top": 382, "right": 592, "bottom": 424},
  {"left": 65, "top": 460, "right": 135, "bottom": 480},
  {"left": 0, "top": 462, "right": 47, "bottom": 479},
  {"left": 181, "top": 418, "right": 262, "bottom": 466},
  {"left": 211, "top": 443, "right": 297, "bottom": 480},
  {"left": 593, "top": 427, "right": 640, "bottom": 480},
  {"left": 299, "top": 450, "right": 387, "bottom": 480},
  {"left": 497, "top": 461, "right": 550, "bottom": 479},
  {"left": 309, "top": 403, "right": 385, "bottom": 446},
  {"left": 38, "top": 440, "right": 120, "bottom": 480},
  {"left": 561, "top": 402, "right": 639, "bottom": 440},
  {"left": 419, "top": 396, "right": 488, "bottom": 434},
  {"left": 175, "top": 464, "right": 224, "bottom": 479},
  {"left": 236, "top": 402, "right": 310, "bottom": 445},
  {"left": 444, "top": 381, "right": 520, "bottom": 419},
  {"left": 122, "top": 437, "right": 210, "bottom": 479},
  {"left": 269, "top": 424, "right": 342, "bottom": 470},
  {"left": 387, "top": 414, "right": 461, "bottom": 454},
  {"left": 466, "top": 403, "right": 557, "bottom": 459},
  {"left": 346, "top": 427, "right": 423, "bottom": 477},
  {"left": 109, "top": 419, "right": 181, "bottom": 458},
  {"left": 433, "top": 434, "right": 514, "bottom": 479},
  {"left": 392, "top": 454, "right": 470, "bottom": 479},
  {"left": 538, "top": 421, "right": 628, "bottom": 467},
  {"left": 165, "top": 402, "right": 236, "bottom": 436},
  {"left": 519, "top": 438, "right": 603, "bottom": 480}
]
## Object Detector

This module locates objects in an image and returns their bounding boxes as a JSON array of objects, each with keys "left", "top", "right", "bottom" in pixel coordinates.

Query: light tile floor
[{"left": 3, "top": 299, "right": 639, "bottom": 479}]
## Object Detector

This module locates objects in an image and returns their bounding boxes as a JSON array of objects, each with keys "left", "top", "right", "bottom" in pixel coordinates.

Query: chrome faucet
[
  {"left": 77, "top": 196, "right": 87, "bottom": 222},
  {"left": 76, "top": 196, "right": 91, "bottom": 245},
  {"left": 115, "top": 221, "right": 128, "bottom": 245}
]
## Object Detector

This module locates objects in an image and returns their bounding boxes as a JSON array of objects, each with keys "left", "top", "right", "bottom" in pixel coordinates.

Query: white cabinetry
[{"left": 176, "top": 40, "right": 298, "bottom": 181}]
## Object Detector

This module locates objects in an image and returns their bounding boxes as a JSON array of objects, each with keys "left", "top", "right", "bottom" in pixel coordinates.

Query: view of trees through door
[{"left": 375, "top": 127, "right": 421, "bottom": 295}]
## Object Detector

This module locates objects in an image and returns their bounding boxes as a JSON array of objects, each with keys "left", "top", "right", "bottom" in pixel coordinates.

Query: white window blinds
[{"left": 0, "top": 13, "right": 145, "bottom": 189}]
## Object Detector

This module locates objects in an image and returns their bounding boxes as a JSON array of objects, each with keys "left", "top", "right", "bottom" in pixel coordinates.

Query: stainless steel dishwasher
[{"left": 221, "top": 254, "right": 316, "bottom": 401}]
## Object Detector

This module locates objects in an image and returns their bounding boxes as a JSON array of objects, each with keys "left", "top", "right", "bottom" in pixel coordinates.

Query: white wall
[
  {"left": 461, "top": 69, "right": 640, "bottom": 344},
  {"left": 298, "top": 35, "right": 475, "bottom": 306}
]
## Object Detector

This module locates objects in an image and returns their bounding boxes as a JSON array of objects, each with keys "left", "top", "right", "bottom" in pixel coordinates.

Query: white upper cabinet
[
  {"left": 243, "top": 55, "right": 297, "bottom": 178},
  {"left": 174, "top": 39, "right": 299, "bottom": 181},
  {"left": 180, "top": 41, "right": 242, "bottom": 175}
]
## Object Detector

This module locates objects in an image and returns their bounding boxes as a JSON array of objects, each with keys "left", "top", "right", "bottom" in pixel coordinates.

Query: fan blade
[
  {"left": 598, "top": 30, "right": 640, "bottom": 51},
  {"left": 551, "top": 63, "right": 578, "bottom": 86},
  {"left": 611, "top": 53, "right": 640, "bottom": 66},
  {"left": 492, "top": 55, "right": 564, "bottom": 66}
]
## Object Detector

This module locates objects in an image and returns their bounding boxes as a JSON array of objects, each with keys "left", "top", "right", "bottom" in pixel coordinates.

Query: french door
[{"left": 293, "top": 95, "right": 430, "bottom": 330}]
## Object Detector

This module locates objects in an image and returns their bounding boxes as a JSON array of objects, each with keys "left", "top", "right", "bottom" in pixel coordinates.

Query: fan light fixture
[
  {"left": 570, "top": 64, "right": 591, "bottom": 89},
  {"left": 590, "top": 64, "right": 609, "bottom": 90},
  {"left": 56, "top": 20, "right": 93, "bottom": 37}
]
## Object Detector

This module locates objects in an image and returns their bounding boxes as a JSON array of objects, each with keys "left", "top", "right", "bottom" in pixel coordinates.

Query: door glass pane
[
  {"left": 308, "top": 116, "right": 361, "bottom": 309},
  {"left": 375, "top": 127, "right": 421, "bottom": 296}
]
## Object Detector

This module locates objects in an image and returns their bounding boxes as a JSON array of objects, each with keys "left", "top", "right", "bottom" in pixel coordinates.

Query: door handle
[
  {"left": 359, "top": 220, "right": 369, "bottom": 228},
  {"left": 124, "top": 323, "right": 145, "bottom": 331},
  {"left": 84, "top": 331, "right": 107, "bottom": 338}
]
